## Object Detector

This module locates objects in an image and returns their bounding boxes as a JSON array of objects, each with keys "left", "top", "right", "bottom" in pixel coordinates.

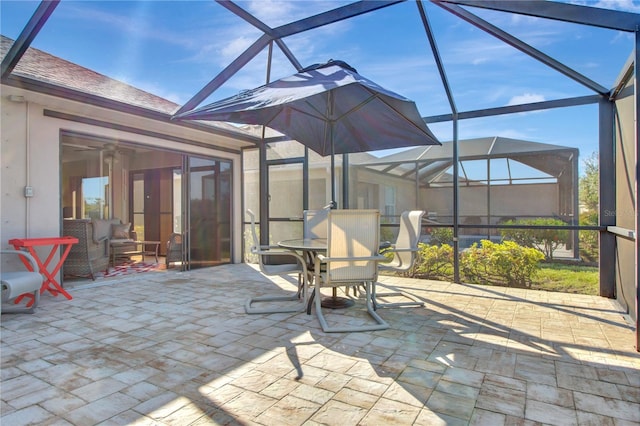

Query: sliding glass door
[
  {"left": 187, "top": 157, "right": 232, "bottom": 269},
  {"left": 62, "top": 133, "right": 233, "bottom": 271}
]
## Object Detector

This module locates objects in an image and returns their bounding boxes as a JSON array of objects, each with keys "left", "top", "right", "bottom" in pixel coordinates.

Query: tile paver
[{"left": 1, "top": 263, "right": 639, "bottom": 425}]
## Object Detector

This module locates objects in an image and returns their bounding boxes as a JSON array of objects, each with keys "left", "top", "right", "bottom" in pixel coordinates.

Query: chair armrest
[
  {"left": 253, "top": 246, "right": 308, "bottom": 274},
  {"left": 253, "top": 246, "right": 307, "bottom": 263},
  {"left": 0, "top": 249, "right": 39, "bottom": 271},
  {"left": 384, "top": 247, "right": 419, "bottom": 254},
  {"left": 379, "top": 241, "right": 393, "bottom": 250},
  {"left": 253, "top": 246, "right": 293, "bottom": 255},
  {"left": 316, "top": 254, "right": 387, "bottom": 264}
]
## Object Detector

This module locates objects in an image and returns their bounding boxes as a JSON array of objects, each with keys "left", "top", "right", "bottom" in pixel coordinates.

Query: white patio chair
[
  {"left": 303, "top": 208, "right": 329, "bottom": 239},
  {"left": 244, "top": 209, "right": 309, "bottom": 314},
  {"left": 375, "top": 210, "right": 426, "bottom": 308},
  {"left": 313, "top": 209, "right": 389, "bottom": 332},
  {"left": 302, "top": 208, "right": 329, "bottom": 286},
  {"left": 1, "top": 249, "right": 43, "bottom": 314}
]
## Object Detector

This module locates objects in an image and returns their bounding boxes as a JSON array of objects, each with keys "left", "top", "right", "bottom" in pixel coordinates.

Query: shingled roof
[{"left": 1, "top": 35, "right": 181, "bottom": 114}]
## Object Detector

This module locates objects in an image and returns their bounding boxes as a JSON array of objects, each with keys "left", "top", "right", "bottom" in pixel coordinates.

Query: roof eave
[{"left": 1, "top": 74, "right": 263, "bottom": 145}]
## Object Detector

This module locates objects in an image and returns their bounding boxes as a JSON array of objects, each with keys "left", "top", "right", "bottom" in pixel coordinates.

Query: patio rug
[{"left": 96, "top": 261, "right": 161, "bottom": 279}]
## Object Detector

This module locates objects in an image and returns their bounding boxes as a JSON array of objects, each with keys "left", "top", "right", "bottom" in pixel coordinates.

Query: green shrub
[
  {"left": 429, "top": 227, "right": 453, "bottom": 246},
  {"left": 461, "top": 240, "right": 545, "bottom": 287},
  {"left": 579, "top": 211, "right": 598, "bottom": 263},
  {"left": 500, "top": 218, "right": 569, "bottom": 260},
  {"left": 412, "top": 243, "right": 454, "bottom": 280},
  {"left": 380, "top": 225, "right": 396, "bottom": 245}
]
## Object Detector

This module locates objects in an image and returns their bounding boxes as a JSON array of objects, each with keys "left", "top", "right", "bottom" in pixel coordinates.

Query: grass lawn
[{"left": 532, "top": 263, "right": 599, "bottom": 295}]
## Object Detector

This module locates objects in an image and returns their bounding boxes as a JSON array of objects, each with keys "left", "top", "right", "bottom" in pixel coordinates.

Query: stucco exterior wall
[
  {"left": 419, "top": 183, "right": 558, "bottom": 223},
  {"left": 1, "top": 85, "right": 244, "bottom": 279},
  {"left": 1, "top": 96, "right": 59, "bottom": 249},
  {"left": 350, "top": 167, "right": 560, "bottom": 223}
]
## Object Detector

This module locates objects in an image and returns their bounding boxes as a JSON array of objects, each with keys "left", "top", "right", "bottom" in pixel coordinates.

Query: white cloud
[
  {"left": 445, "top": 38, "right": 518, "bottom": 67},
  {"left": 220, "top": 36, "right": 257, "bottom": 61},
  {"left": 245, "top": 0, "right": 300, "bottom": 26},
  {"left": 245, "top": 0, "right": 351, "bottom": 27},
  {"left": 508, "top": 93, "right": 546, "bottom": 106},
  {"left": 591, "top": 0, "right": 640, "bottom": 13}
]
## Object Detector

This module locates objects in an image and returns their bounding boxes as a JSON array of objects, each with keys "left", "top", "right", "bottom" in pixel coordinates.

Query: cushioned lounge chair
[{"left": 1, "top": 249, "right": 43, "bottom": 314}]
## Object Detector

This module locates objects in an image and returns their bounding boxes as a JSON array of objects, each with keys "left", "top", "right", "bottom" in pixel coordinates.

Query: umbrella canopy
[{"left": 175, "top": 60, "right": 440, "bottom": 156}]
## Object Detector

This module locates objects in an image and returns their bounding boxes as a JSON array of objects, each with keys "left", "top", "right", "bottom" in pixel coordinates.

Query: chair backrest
[
  {"left": 246, "top": 209, "right": 260, "bottom": 252},
  {"left": 326, "top": 209, "right": 380, "bottom": 283},
  {"left": 247, "top": 209, "right": 301, "bottom": 274},
  {"left": 167, "top": 233, "right": 183, "bottom": 248},
  {"left": 390, "top": 210, "right": 425, "bottom": 271},
  {"left": 303, "top": 209, "right": 329, "bottom": 239},
  {"left": 166, "top": 233, "right": 183, "bottom": 264}
]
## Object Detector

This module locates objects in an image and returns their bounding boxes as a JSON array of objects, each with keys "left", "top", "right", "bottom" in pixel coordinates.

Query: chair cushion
[
  {"left": 91, "top": 218, "right": 120, "bottom": 243},
  {"left": 110, "top": 238, "right": 135, "bottom": 244},
  {"left": 111, "top": 223, "right": 131, "bottom": 239},
  {"left": 1, "top": 272, "right": 42, "bottom": 301}
]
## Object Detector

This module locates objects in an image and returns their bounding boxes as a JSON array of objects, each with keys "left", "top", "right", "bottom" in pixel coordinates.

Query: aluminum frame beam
[
  {"left": 417, "top": 0, "right": 461, "bottom": 282},
  {"left": 433, "top": 1, "right": 609, "bottom": 95},
  {"left": 1, "top": 0, "right": 59, "bottom": 79},
  {"left": 441, "top": 0, "right": 640, "bottom": 32},
  {"left": 215, "top": 1, "right": 303, "bottom": 71},
  {"left": 176, "top": 0, "right": 404, "bottom": 116},
  {"left": 635, "top": 30, "right": 640, "bottom": 351},
  {"left": 425, "top": 94, "right": 601, "bottom": 123},
  {"left": 175, "top": 34, "right": 271, "bottom": 115},
  {"left": 599, "top": 96, "right": 616, "bottom": 295}
]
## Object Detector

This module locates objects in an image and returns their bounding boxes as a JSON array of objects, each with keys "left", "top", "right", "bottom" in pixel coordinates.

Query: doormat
[{"left": 98, "top": 261, "right": 162, "bottom": 279}]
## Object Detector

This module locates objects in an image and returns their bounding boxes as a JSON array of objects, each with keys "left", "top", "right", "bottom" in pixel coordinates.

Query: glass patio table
[{"left": 278, "top": 238, "right": 355, "bottom": 309}]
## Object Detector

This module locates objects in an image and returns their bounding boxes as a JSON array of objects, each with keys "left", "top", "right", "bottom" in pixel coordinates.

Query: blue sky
[{"left": 1, "top": 1, "right": 638, "bottom": 165}]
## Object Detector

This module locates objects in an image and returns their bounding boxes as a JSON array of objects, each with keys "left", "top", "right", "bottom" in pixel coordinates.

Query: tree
[
  {"left": 579, "top": 152, "right": 598, "bottom": 213},
  {"left": 578, "top": 152, "right": 599, "bottom": 262}
]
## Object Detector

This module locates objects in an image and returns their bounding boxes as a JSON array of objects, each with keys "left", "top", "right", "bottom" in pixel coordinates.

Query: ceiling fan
[{"left": 63, "top": 142, "right": 134, "bottom": 155}]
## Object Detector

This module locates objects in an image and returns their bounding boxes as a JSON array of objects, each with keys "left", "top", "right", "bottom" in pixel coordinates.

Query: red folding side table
[{"left": 8, "top": 236, "right": 78, "bottom": 306}]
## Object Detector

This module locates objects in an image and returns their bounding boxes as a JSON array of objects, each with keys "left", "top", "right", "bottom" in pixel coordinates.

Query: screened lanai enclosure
[
  {"left": 2, "top": 0, "right": 638, "bottom": 348},
  {"left": 353, "top": 137, "right": 579, "bottom": 250},
  {"left": 219, "top": 1, "right": 638, "bottom": 349},
  {"left": 244, "top": 136, "right": 579, "bottom": 255}
]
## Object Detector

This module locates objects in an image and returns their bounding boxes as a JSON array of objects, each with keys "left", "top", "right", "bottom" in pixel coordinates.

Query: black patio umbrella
[{"left": 175, "top": 59, "right": 440, "bottom": 204}]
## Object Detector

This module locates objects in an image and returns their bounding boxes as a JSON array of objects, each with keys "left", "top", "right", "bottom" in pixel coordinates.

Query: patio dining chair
[
  {"left": 313, "top": 209, "right": 389, "bottom": 332},
  {"left": 303, "top": 208, "right": 329, "bottom": 239},
  {"left": 244, "top": 209, "right": 309, "bottom": 314},
  {"left": 375, "top": 210, "right": 426, "bottom": 308},
  {"left": 1, "top": 249, "right": 43, "bottom": 314}
]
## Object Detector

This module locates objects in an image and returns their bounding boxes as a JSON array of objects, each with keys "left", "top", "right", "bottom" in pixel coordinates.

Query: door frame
[
  {"left": 262, "top": 153, "right": 308, "bottom": 246},
  {"left": 184, "top": 155, "right": 233, "bottom": 270}
]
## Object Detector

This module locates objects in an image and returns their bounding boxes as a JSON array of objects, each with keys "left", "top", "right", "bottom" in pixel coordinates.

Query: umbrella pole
[
  {"left": 331, "top": 137, "right": 336, "bottom": 207},
  {"left": 327, "top": 90, "right": 337, "bottom": 208}
]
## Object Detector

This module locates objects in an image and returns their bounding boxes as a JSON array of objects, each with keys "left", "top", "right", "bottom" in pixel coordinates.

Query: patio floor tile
[{"left": 2, "top": 263, "right": 639, "bottom": 425}]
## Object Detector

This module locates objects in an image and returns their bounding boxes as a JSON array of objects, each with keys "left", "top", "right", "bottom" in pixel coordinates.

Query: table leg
[
  {"left": 17, "top": 245, "right": 73, "bottom": 301},
  {"left": 8, "top": 239, "right": 77, "bottom": 307}
]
